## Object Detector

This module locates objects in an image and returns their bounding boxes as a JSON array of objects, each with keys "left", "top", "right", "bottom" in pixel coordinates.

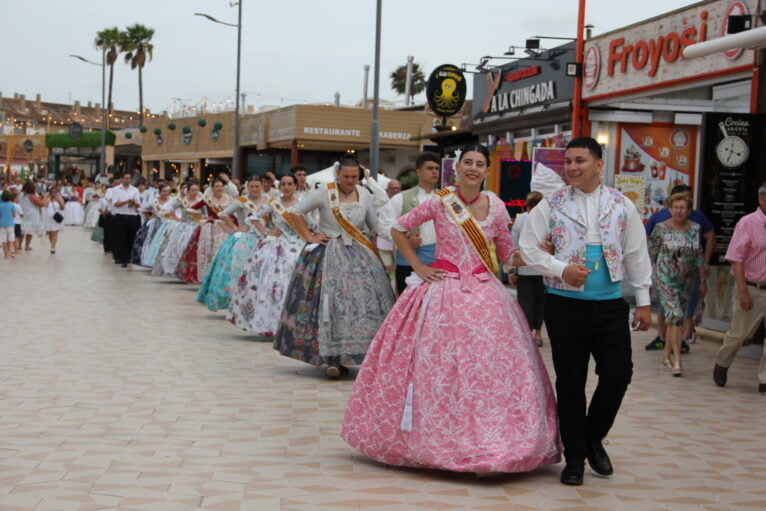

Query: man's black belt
[{"left": 745, "top": 280, "right": 766, "bottom": 290}]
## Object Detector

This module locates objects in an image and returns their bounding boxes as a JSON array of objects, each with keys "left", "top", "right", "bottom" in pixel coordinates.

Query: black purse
[{"left": 53, "top": 211, "right": 64, "bottom": 223}]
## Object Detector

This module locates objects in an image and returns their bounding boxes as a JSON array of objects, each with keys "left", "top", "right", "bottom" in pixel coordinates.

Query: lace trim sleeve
[{"left": 392, "top": 221, "right": 407, "bottom": 232}]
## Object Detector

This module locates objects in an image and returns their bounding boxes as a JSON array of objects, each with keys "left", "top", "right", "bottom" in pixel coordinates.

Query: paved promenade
[{"left": 1, "top": 228, "right": 764, "bottom": 511}]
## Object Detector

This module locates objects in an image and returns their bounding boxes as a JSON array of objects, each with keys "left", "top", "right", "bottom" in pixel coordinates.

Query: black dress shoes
[
  {"left": 560, "top": 459, "right": 584, "bottom": 485},
  {"left": 586, "top": 438, "right": 613, "bottom": 476},
  {"left": 713, "top": 364, "right": 728, "bottom": 387}
]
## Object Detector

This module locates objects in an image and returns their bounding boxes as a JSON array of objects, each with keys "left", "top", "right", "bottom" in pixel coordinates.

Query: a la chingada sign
[
  {"left": 426, "top": 64, "right": 467, "bottom": 118},
  {"left": 472, "top": 42, "right": 574, "bottom": 123},
  {"left": 582, "top": 0, "right": 756, "bottom": 99}
]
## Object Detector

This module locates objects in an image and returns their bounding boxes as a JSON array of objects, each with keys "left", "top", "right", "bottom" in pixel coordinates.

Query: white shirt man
[
  {"left": 377, "top": 153, "right": 441, "bottom": 294},
  {"left": 519, "top": 137, "right": 652, "bottom": 487}
]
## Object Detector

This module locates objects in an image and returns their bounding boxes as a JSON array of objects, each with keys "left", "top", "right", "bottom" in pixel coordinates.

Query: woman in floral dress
[
  {"left": 228, "top": 174, "right": 306, "bottom": 335},
  {"left": 274, "top": 157, "right": 395, "bottom": 378},
  {"left": 342, "top": 145, "right": 561, "bottom": 474},
  {"left": 197, "top": 176, "right": 266, "bottom": 311},
  {"left": 153, "top": 181, "right": 202, "bottom": 277},
  {"left": 192, "top": 179, "right": 233, "bottom": 283},
  {"left": 648, "top": 192, "right": 706, "bottom": 376}
]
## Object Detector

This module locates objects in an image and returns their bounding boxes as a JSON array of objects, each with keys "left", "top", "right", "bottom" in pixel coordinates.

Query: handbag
[{"left": 53, "top": 211, "right": 64, "bottom": 223}]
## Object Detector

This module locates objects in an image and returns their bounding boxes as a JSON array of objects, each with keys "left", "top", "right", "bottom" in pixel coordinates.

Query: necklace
[
  {"left": 585, "top": 256, "right": 602, "bottom": 271},
  {"left": 456, "top": 188, "right": 481, "bottom": 205}
]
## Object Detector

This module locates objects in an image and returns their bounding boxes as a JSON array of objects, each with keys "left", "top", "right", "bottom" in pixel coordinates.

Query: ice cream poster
[
  {"left": 615, "top": 123, "right": 697, "bottom": 220},
  {"left": 614, "top": 174, "right": 645, "bottom": 216}
]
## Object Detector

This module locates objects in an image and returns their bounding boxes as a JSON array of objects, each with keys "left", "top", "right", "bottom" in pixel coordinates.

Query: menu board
[
  {"left": 699, "top": 113, "right": 766, "bottom": 265},
  {"left": 614, "top": 174, "right": 646, "bottom": 216},
  {"left": 615, "top": 123, "right": 697, "bottom": 221}
]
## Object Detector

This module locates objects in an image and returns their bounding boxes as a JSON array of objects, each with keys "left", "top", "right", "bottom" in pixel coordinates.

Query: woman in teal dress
[
  {"left": 648, "top": 193, "right": 706, "bottom": 377},
  {"left": 196, "top": 176, "right": 267, "bottom": 311}
]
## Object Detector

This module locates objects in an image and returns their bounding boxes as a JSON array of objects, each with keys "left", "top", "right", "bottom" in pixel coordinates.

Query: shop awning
[{"left": 46, "top": 131, "right": 115, "bottom": 148}]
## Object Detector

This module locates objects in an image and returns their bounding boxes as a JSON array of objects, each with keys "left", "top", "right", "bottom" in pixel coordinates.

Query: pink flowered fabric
[{"left": 342, "top": 192, "right": 561, "bottom": 473}]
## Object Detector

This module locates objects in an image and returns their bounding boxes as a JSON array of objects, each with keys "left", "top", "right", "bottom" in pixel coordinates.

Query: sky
[{"left": 2, "top": 0, "right": 697, "bottom": 117}]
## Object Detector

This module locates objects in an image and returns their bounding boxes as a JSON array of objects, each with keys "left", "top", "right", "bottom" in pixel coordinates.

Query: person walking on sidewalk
[
  {"left": 644, "top": 184, "right": 714, "bottom": 353},
  {"left": 713, "top": 183, "right": 766, "bottom": 394},
  {"left": 110, "top": 172, "right": 141, "bottom": 267},
  {"left": 519, "top": 137, "right": 653, "bottom": 486}
]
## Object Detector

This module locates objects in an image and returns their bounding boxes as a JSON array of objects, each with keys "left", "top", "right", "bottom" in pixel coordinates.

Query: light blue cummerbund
[
  {"left": 548, "top": 244, "right": 621, "bottom": 301},
  {"left": 396, "top": 243, "right": 437, "bottom": 267}
]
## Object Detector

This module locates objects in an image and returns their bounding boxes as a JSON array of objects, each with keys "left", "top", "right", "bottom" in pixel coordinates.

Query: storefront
[
  {"left": 470, "top": 43, "right": 575, "bottom": 216},
  {"left": 1, "top": 134, "right": 47, "bottom": 178},
  {"left": 240, "top": 104, "right": 433, "bottom": 177},
  {"left": 581, "top": 0, "right": 765, "bottom": 329},
  {"left": 140, "top": 112, "right": 235, "bottom": 183},
  {"left": 141, "top": 106, "right": 433, "bottom": 182}
]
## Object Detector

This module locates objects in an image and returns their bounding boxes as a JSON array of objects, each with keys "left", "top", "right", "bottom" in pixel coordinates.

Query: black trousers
[
  {"left": 111, "top": 214, "right": 141, "bottom": 264},
  {"left": 395, "top": 265, "right": 414, "bottom": 295},
  {"left": 517, "top": 275, "right": 546, "bottom": 330},
  {"left": 102, "top": 213, "right": 113, "bottom": 254},
  {"left": 544, "top": 294, "right": 633, "bottom": 461}
]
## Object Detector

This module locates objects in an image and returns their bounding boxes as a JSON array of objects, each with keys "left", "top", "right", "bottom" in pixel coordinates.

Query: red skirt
[{"left": 174, "top": 226, "right": 202, "bottom": 284}]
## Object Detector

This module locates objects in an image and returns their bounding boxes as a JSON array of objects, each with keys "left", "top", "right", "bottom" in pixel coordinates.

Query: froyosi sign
[
  {"left": 426, "top": 64, "right": 467, "bottom": 118},
  {"left": 471, "top": 43, "right": 574, "bottom": 124},
  {"left": 582, "top": 0, "right": 756, "bottom": 99}
]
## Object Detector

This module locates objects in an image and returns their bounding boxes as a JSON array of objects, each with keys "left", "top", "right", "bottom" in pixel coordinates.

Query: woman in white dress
[
  {"left": 19, "top": 181, "right": 47, "bottom": 250},
  {"left": 153, "top": 181, "right": 202, "bottom": 277},
  {"left": 62, "top": 183, "right": 85, "bottom": 225},
  {"left": 228, "top": 174, "right": 307, "bottom": 335},
  {"left": 43, "top": 187, "right": 66, "bottom": 254},
  {"left": 83, "top": 183, "right": 104, "bottom": 229}
]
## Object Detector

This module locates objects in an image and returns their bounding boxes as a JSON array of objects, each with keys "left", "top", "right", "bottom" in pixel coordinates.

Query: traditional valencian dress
[
  {"left": 83, "top": 187, "right": 102, "bottom": 228},
  {"left": 62, "top": 185, "right": 85, "bottom": 225},
  {"left": 273, "top": 183, "right": 395, "bottom": 367},
  {"left": 341, "top": 188, "right": 561, "bottom": 474},
  {"left": 142, "top": 198, "right": 179, "bottom": 268},
  {"left": 194, "top": 194, "right": 233, "bottom": 282},
  {"left": 131, "top": 197, "right": 170, "bottom": 266},
  {"left": 196, "top": 195, "right": 266, "bottom": 311},
  {"left": 227, "top": 197, "right": 307, "bottom": 335},
  {"left": 153, "top": 196, "right": 200, "bottom": 277}
]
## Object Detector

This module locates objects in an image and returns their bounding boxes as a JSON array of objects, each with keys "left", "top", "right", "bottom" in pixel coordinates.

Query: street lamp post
[
  {"left": 195, "top": 4, "right": 243, "bottom": 181},
  {"left": 70, "top": 51, "right": 106, "bottom": 178},
  {"left": 369, "top": 0, "right": 382, "bottom": 181}
]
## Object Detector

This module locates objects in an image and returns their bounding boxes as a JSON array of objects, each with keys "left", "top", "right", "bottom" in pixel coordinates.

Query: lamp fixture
[
  {"left": 525, "top": 38, "right": 540, "bottom": 50},
  {"left": 565, "top": 62, "right": 582, "bottom": 77}
]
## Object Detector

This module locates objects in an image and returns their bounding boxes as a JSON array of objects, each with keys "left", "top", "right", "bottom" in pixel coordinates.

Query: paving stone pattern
[{"left": 1, "top": 229, "right": 765, "bottom": 510}]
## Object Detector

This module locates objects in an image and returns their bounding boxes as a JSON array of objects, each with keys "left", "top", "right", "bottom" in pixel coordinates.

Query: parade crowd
[{"left": 2, "top": 137, "right": 765, "bottom": 486}]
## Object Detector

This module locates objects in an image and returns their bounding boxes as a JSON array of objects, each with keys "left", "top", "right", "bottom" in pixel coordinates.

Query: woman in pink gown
[{"left": 342, "top": 145, "right": 561, "bottom": 474}]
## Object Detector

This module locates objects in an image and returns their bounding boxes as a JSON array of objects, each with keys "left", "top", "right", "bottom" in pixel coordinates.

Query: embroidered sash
[
  {"left": 236, "top": 195, "right": 259, "bottom": 213},
  {"left": 435, "top": 188, "right": 497, "bottom": 275},
  {"left": 183, "top": 197, "right": 204, "bottom": 225},
  {"left": 268, "top": 197, "right": 308, "bottom": 242},
  {"left": 326, "top": 182, "right": 382, "bottom": 263}
]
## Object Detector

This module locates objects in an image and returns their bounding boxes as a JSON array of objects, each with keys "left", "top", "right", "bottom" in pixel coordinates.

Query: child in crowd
[
  {"left": 13, "top": 192, "right": 23, "bottom": 254},
  {"left": 0, "top": 190, "right": 16, "bottom": 258}
]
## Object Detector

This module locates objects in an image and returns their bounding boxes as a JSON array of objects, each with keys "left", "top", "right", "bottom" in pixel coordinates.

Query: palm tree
[
  {"left": 389, "top": 62, "right": 426, "bottom": 102},
  {"left": 95, "top": 27, "right": 121, "bottom": 129},
  {"left": 119, "top": 23, "right": 155, "bottom": 125}
]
